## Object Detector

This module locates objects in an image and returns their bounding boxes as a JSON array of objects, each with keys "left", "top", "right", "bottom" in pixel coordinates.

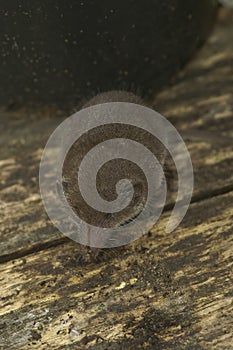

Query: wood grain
[{"left": 0, "top": 191, "right": 232, "bottom": 349}]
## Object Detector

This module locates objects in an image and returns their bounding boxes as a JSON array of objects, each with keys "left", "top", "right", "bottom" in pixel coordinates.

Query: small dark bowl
[{"left": 0, "top": 0, "right": 218, "bottom": 109}]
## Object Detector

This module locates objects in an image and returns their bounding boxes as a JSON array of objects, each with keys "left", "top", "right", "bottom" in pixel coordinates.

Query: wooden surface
[{"left": 0, "top": 8, "right": 233, "bottom": 350}]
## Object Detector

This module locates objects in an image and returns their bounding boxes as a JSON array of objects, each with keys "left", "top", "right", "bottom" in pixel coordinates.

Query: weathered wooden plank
[
  {"left": 154, "top": 7, "right": 233, "bottom": 202},
  {"left": 1, "top": 9, "right": 233, "bottom": 260},
  {"left": 0, "top": 190, "right": 232, "bottom": 349},
  {"left": 0, "top": 111, "right": 67, "bottom": 261}
]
